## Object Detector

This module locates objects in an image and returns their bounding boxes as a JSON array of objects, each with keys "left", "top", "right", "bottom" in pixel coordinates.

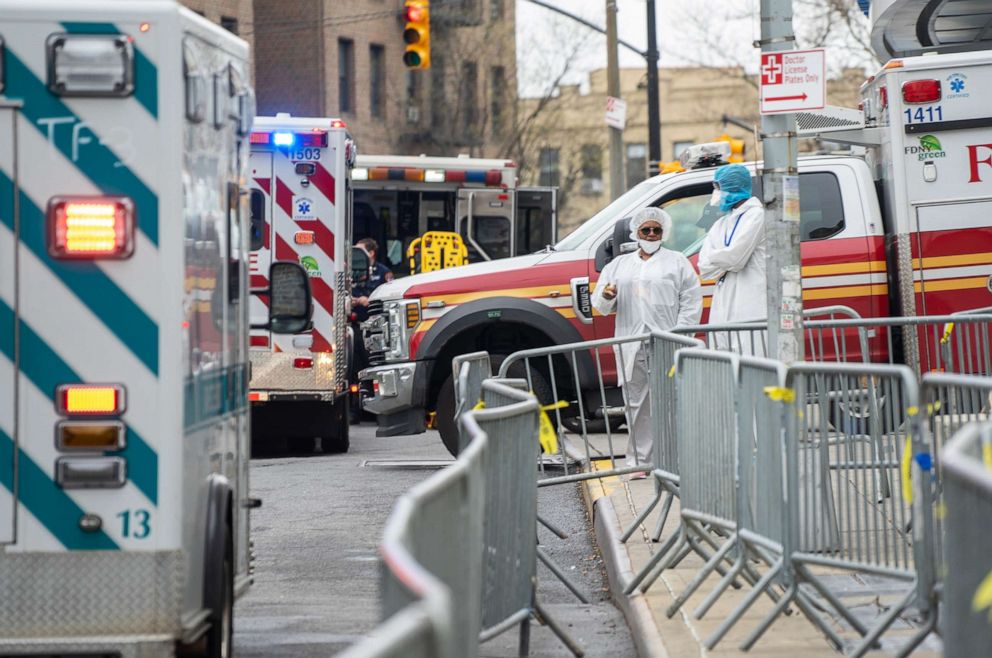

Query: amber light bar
[
  {"left": 56, "top": 384, "right": 126, "bottom": 416},
  {"left": 48, "top": 197, "right": 134, "bottom": 259}
]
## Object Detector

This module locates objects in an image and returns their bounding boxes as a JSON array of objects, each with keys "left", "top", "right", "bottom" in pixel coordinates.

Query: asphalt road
[{"left": 234, "top": 421, "right": 635, "bottom": 657}]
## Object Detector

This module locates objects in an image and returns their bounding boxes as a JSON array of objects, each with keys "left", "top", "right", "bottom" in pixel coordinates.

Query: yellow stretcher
[{"left": 407, "top": 231, "right": 469, "bottom": 273}]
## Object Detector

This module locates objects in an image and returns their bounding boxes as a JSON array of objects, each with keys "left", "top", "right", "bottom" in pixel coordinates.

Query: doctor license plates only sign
[{"left": 760, "top": 49, "right": 825, "bottom": 114}]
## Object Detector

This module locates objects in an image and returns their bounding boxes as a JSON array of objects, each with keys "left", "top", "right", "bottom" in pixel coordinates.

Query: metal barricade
[
  {"left": 781, "top": 363, "right": 936, "bottom": 658},
  {"left": 942, "top": 422, "right": 992, "bottom": 658},
  {"left": 470, "top": 380, "right": 582, "bottom": 656},
  {"left": 337, "top": 410, "right": 489, "bottom": 658},
  {"left": 452, "top": 351, "right": 492, "bottom": 451}
]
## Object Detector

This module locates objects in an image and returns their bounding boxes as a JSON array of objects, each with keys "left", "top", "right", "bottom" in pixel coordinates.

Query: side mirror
[
  {"left": 613, "top": 217, "right": 633, "bottom": 255},
  {"left": 251, "top": 261, "right": 313, "bottom": 334},
  {"left": 351, "top": 246, "right": 370, "bottom": 284}
]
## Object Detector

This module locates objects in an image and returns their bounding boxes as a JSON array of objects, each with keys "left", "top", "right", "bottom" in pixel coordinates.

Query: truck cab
[{"left": 360, "top": 154, "right": 889, "bottom": 451}]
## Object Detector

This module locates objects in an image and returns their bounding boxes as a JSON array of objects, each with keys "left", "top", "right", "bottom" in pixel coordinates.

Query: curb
[{"left": 589, "top": 494, "right": 670, "bottom": 658}]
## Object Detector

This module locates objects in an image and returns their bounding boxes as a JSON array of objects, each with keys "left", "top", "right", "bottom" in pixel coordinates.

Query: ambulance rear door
[
  {"left": 248, "top": 150, "right": 273, "bottom": 350},
  {"left": 456, "top": 188, "right": 514, "bottom": 261},
  {"left": 0, "top": 102, "right": 18, "bottom": 543},
  {"left": 516, "top": 186, "right": 557, "bottom": 254}
]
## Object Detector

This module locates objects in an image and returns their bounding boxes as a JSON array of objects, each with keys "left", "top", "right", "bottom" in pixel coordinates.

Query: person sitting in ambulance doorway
[
  {"left": 592, "top": 208, "right": 702, "bottom": 476},
  {"left": 351, "top": 237, "right": 394, "bottom": 323},
  {"left": 697, "top": 164, "right": 768, "bottom": 353}
]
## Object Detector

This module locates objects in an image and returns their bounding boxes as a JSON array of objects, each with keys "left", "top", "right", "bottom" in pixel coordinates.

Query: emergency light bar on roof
[
  {"left": 250, "top": 130, "right": 328, "bottom": 148},
  {"left": 351, "top": 166, "right": 503, "bottom": 186}
]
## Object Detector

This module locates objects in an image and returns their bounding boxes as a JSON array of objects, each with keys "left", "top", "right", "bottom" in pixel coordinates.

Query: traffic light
[
  {"left": 717, "top": 133, "right": 746, "bottom": 163},
  {"left": 403, "top": 0, "right": 430, "bottom": 69}
]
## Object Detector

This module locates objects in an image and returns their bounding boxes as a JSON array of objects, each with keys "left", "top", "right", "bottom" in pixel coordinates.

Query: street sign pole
[
  {"left": 606, "top": 0, "right": 625, "bottom": 200},
  {"left": 645, "top": 0, "right": 661, "bottom": 175},
  {"left": 759, "top": 0, "right": 803, "bottom": 363}
]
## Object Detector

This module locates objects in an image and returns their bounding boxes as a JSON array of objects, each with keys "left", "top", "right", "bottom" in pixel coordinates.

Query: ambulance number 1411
[{"left": 904, "top": 106, "right": 943, "bottom": 124}]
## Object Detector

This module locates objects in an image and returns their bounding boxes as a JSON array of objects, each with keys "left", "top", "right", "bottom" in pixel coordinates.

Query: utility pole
[
  {"left": 605, "top": 0, "right": 625, "bottom": 200},
  {"left": 760, "top": 0, "right": 803, "bottom": 363},
  {"left": 645, "top": 0, "right": 661, "bottom": 174}
]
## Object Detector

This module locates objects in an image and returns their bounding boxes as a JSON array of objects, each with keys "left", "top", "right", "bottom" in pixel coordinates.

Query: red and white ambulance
[
  {"left": 248, "top": 115, "right": 358, "bottom": 453},
  {"left": 360, "top": 47, "right": 992, "bottom": 454}
]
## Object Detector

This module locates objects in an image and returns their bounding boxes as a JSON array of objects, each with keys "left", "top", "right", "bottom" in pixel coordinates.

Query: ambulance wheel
[
  {"left": 204, "top": 528, "right": 234, "bottom": 658},
  {"left": 435, "top": 355, "right": 554, "bottom": 457},
  {"left": 320, "top": 399, "right": 350, "bottom": 454}
]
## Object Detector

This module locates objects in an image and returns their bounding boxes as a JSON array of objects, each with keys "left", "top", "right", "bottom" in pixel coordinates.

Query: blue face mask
[{"left": 720, "top": 192, "right": 744, "bottom": 213}]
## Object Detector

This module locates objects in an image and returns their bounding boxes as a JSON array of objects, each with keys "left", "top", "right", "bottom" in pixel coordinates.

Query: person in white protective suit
[
  {"left": 591, "top": 208, "right": 702, "bottom": 472},
  {"left": 697, "top": 164, "right": 768, "bottom": 353}
]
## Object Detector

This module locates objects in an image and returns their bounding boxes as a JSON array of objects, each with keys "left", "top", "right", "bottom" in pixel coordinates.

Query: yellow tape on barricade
[
  {"left": 973, "top": 570, "right": 992, "bottom": 623},
  {"left": 667, "top": 365, "right": 676, "bottom": 378},
  {"left": 940, "top": 322, "right": 955, "bottom": 345},
  {"left": 901, "top": 435, "right": 914, "bottom": 503},
  {"left": 983, "top": 441, "right": 992, "bottom": 471},
  {"left": 472, "top": 397, "right": 564, "bottom": 455},
  {"left": 763, "top": 386, "right": 796, "bottom": 403}
]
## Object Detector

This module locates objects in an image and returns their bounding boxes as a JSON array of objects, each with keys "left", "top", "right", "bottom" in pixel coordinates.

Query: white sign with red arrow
[{"left": 759, "top": 48, "right": 825, "bottom": 115}]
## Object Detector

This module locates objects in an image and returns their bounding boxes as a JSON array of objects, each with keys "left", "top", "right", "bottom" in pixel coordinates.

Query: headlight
[{"left": 382, "top": 299, "right": 421, "bottom": 361}]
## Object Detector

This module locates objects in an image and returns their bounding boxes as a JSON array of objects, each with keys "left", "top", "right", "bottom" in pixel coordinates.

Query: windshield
[{"left": 555, "top": 178, "right": 658, "bottom": 251}]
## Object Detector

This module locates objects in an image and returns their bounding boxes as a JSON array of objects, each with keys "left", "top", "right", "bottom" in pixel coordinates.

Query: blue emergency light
[{"left": 273, "top": 131, "right": 295, "bottom": 147}]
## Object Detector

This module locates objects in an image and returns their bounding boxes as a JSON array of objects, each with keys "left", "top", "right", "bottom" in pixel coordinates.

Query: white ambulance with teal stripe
[{"left": 0, "top": 2, "right": 312, "bottom": 656}]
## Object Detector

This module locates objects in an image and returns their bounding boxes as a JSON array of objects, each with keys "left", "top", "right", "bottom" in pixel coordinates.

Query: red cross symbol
[{"left": 761, "top": 54, "right": 784, "bottom": 85}]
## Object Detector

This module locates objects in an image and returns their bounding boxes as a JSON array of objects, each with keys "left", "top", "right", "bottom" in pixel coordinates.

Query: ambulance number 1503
[
  {"left": 905, "top": 106, "right": 943, "bottom": 124},
  {"left": 294, "top": 148, "right": 321, "bottom": 161}
]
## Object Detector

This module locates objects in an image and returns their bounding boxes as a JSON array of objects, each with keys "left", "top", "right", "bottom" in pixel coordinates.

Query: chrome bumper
[{"left": 359, "top": 362, "right": 418, "bottom": 415}]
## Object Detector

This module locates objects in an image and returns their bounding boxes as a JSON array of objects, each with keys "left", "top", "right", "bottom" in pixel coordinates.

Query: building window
[
  {"left": 490, "top": 66, "right": 506, "bottom": 136},
  {"left": 220, "top": 15, "right": 238, "bottom": 35},
  {"left": 580, "top": 144, "right": 603, "bottom": 196},
  {"left": 431, "top": 57, "right": 446, "bottom": 128},
  {"left": 338, "top": 39, "right": 355, "bottom": 114},
  {"left": 672, "top": 140, "right": 694, "bottom": 160},
  {"left": 370, "top": 44, "right": 385, "bottom": 119},
  {"left": 490, "top": 0, "right": 504, "bottom": 21},
  {"left": 539, "top": 147, "right": 560, "bottom": 187},
  {"left": 626, "top": 143, "right": 647, "bottom": 186},
  {"left": 461, "top": 61, "right": 478, "bottom": 131}
]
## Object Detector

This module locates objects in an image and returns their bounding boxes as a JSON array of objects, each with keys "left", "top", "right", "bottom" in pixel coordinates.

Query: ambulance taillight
[
  {"left": 57, "top": 384, "right": 126, "bottom": 416},
  {"left": 902, "top": 79, "right": 941, "bottom": 104},
  {"left": 47, "top": 197, "right": 134, "bottom": 259}
]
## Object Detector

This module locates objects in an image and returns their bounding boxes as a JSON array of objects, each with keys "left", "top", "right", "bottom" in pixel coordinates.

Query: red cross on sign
[{"left": 761, "top": 53, "right": 783, "bottom": 85}]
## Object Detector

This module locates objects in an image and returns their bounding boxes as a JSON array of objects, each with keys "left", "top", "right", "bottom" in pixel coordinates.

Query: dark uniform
[{"left": 351, "top": 261, "right": 392, "bottom": 322}]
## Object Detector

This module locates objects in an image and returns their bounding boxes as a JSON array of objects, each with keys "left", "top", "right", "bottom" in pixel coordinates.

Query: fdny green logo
[
  {"left": 299, "top": 255, "right": 321, "bottom": 277},
  {"left": 905, "top": 134, "right": 946, "bottom": 162}
]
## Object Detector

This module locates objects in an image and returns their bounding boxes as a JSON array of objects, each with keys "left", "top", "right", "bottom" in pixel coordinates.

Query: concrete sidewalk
[{"left": 574, "top": 445, "right": 944, "bottom": 658}]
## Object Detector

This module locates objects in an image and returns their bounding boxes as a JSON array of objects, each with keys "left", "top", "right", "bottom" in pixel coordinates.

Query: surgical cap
[
  {"left": 629, "top": 207, "right": 673, "bottom": 244},
  {"left": 714, "top": 164, "right": 752, "bottom": 211}
]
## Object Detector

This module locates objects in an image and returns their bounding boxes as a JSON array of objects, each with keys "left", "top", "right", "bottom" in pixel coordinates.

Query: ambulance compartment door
[
  {"left": 248, "top": 151, "right": 273, "bottom": 347},
  {"left": 456, "top": 188, "right": 514, "bottom": 262},
  {"left": 516, "top": 187, "right": 557, "bottom": 255},
  {"left": 0, "top": 104, "right": 19, "bottom": 543}
]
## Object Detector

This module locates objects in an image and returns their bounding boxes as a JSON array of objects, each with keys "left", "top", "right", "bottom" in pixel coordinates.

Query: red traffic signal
[{"left": 403, "top": 0, "right": 430, "bottom": 69}]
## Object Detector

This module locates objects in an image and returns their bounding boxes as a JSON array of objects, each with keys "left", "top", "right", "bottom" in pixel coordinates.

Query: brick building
[
  {"left": 180, "top": 0, "right": 253, "bottom": 51},
  {"left": 521, "top": 66, "right": 865, "bottom": 235},
  {"left": 252, "top": 0, "right": 517, "bottom": 156}
]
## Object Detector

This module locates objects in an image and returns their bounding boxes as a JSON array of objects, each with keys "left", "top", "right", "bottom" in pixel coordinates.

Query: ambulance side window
[
  {"left": 798, "top": 172, "right": 844, "bottom": 241},
  {"left": 249, "top": 189, "right": 265, "bottom": 251}
]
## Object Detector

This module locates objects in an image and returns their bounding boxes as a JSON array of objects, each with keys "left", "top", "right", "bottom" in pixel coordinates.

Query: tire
[
  {"left": 436, "top": 355, "right": 555, "bottom": 457},
  {"left": 203, "top": 527, "right": 233, "bottom": 658},
  {"left": 562, "top": 415, "right": 625, "bottom": 434},
  {"left": 320, "top": 399, "right": 350, "bottom": 454}
]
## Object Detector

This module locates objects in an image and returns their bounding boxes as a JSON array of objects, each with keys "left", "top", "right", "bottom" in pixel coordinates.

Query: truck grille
[{"left": 364, "top": 301, "right": 388, "bottom": 366}]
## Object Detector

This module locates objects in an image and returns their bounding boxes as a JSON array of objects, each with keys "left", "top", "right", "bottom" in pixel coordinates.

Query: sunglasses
[{"left": 638, "top": 226, "right": 663, "bottom": 236}]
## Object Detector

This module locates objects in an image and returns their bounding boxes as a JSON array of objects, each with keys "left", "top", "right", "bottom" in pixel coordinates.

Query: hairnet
[
  {"left": 714, "top": 164, "right": 752, "bottom": 211},
  {"left": 628, "top": 207, "right": 673, "bottom": 244}
]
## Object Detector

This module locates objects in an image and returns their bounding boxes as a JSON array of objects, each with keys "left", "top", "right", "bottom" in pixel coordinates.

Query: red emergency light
[
  {"left": 47, "top": 197, "right": 134, "bottom": 259},
  {"left": 902, "top": 79, "right": 941, "bottom": 104},
  {"left": 330, "top": 119, "right": 347, "bottom": 129},
  {"left": 249, "top": 131, "right": 328, "bottom": 147}
]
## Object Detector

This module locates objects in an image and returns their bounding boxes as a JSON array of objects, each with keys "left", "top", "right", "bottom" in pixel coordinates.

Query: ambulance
[
  {"left": 351, "top": 154, "right": 557, "bottom": 277},
  {"left": 0, "top": 2, "right": 311, "bottom": 656},
  {"left": 361, "top": 46, "right": 992, "bottom": 454},
  {"left": 247, "top": 115, "right": 358, "bottom": 453}
]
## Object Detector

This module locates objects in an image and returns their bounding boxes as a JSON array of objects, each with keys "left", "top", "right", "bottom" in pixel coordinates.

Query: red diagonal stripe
[
  {"left": 275, "top": 177, "right": 295, "bottom": 219},
  {"left": 312, "top": 219, "right": 336, "bottom": 263},
  {"left": 311, "top": 329, "right": 333, "bottom": 353},
  {"left": 310, "top": 162, "right": 336, "bottom": 205},
  {"left": 310, "top": 275, "right": 335, "bottom": 317},
  {"left": 275, "top": 233, "right": 298, "bottom": 261},
  {"left": 253, "top": 177, "right": 271, "bottom": 196}
]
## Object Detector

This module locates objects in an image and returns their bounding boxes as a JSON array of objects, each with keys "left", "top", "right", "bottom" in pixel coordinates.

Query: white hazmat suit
[
  {"left": 591, "top": 209, "right": 702, "bottom": 467},
  {"left": 697, "top": 196, "right": 768, "bottom": 352}
]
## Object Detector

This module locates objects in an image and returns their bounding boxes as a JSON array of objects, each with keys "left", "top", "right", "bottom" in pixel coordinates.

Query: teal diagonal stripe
[
  {"left": 0, "top": 428, "right": 119, "bottom": 550},
  {"left": 0, "top": 169, "right": 159, "bottom": 376},
  {"left": 60, "top": 22, "right": 158, "bottom": 119},
  {"left": 4, "top": 49, "right": 158, "bottom": 245},
  {"left": 0, "top": 300, "right": 158, "bottom": 505}
]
